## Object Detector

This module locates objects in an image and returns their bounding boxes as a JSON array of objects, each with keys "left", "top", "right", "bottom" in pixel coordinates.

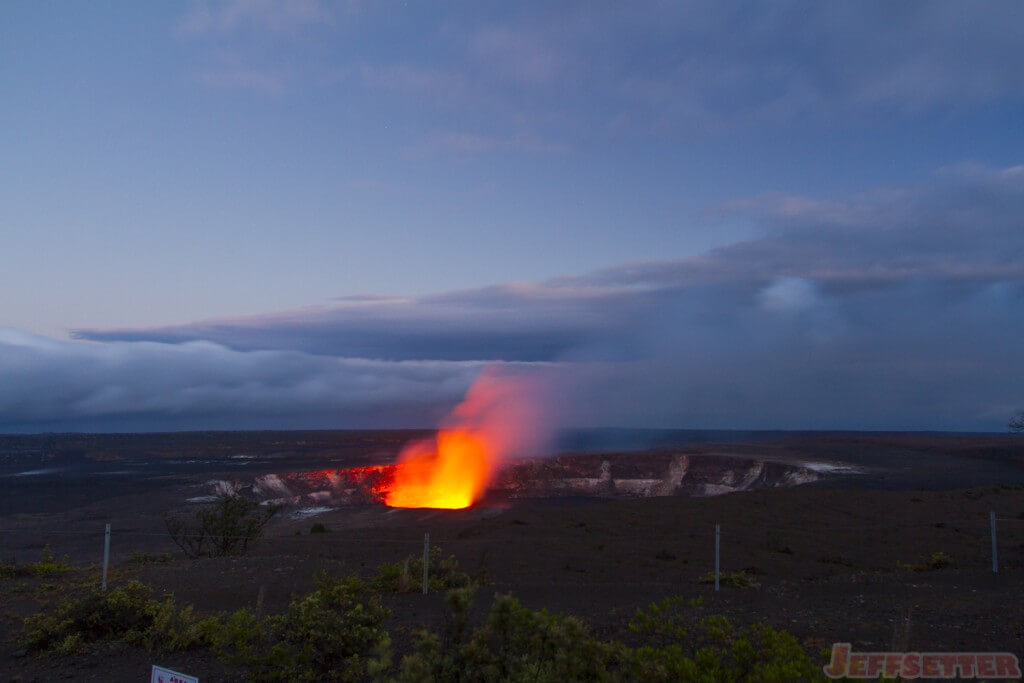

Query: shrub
[
  {"left": 899, "top": 551, "right": 953, "bottom": 572},
  {"left": 398, "top": 588, "right": 621, "bottom": 682},
  {"left": 398, "top": 590, "right": 821, "bottom": 682},
  {"left": 20, "top": 571, "right": 823, "bottom": 682},
  {"left": 23, "top": 573, "right": 391, "bottom": 681},
  {"left": 164, "top": 494, "right": 279, "bottom": 558},
  {"left": 23, "top": 580, "right": 209, "bottom": 653},
  {"left": 310, "top": 522, "right": 328, "bottom": 534},
  {"left": 130, "top": 551, "right": 172, "bottom": 565},
  {"left": 625, "top": 596, "right": 823, "bottom": 682},
  {"left": 213, "top": 573, "right": 392, "bottom": 682},
  {"left": 0, "top": 546, "right": 72, "bottom": 579},
  {"left": 699, "top": 570, "right": 760, "bottom": 588},
  {"left": 32, "top": 546, "right": 72, "bottom": 577},
  {"left": 205, "top": 608, "right": 261, "bottom": 665},
  {"left": 373, "top": 546, "right": 472, "bottom": 594}
]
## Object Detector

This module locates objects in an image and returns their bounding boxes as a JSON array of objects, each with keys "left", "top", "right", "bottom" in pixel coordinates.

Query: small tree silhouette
[
  {"left": 1010, "top": 410, "right": 1024, "bottom": 433},
  {"left": 164, "top": 494, "right": 278, "bottom": 558}
]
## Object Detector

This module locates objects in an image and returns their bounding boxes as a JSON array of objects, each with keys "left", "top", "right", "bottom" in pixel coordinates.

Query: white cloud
[
  {"left": 469, "top": 26, "right": 566, "bottom": 85},
  {"left": 179, "top": 0, "right": 335, "bottom": 36},
  {"left": 177, "top": 2, "right": 1024, "bottom": 142},
  {"left": 759, "top": 278, "right": 820, "bottom": 312},
  {"left": 0, "top": 330, "right": 479, "bottom": 431},
  {"left": 58, "top": 164, "right": 1024, "bottom": 431}
]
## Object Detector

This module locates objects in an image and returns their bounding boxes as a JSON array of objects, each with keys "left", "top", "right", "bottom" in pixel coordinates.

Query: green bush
[
  {"left": 926, "top": 551, "right": 953, "bottom": 569},
  {"left": 373, "top": 546, "right": 472, "bottom": 594},
  {"left": 206, "top": 608, "right": 261, "bottom": 665},
  {"left": 21, "top": 572, "right": 824, "bottom": 682},
  {"left": 398, "top": 587, "right": 620, "bottom": 682},
  {"left": 898, "top": 551, "right": 953, "bottom": 572},
  {"left": 32, "top": 546, "right": 73, "bottom": 577},
  {"left": 129, "top": 550, "right": 172, "bottom": 565},
  {"left": 23, "top": 580, "right": 209, "bottom": 653},
  {"left": 212, "top": 573, "right": 392, "bottom": 682},
  {"left": 1, "top": 546, "right": 73, "bottom": 579},
  {"left": 310, "top": 522, "right": 328, "bottom": 534},
  {"left": 698, "top": 570, "right": 760, "bottom": 589},
  {"left": 624, "top": 596, "right": 823, "bottom": 681},
  {"left": 24, "top": 573, "right": 390, "bottom": 681},
  {"left": 397, "top": 590, "right": 821, "bottom": 682}
]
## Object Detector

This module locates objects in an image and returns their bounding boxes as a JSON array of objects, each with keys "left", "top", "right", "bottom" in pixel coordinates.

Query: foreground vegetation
[
  {"left": 0, "top": 546, "right": 72, "bottom": 579},
  {"left": 18, "top": 547, "right": 822, "bottom": 682}
]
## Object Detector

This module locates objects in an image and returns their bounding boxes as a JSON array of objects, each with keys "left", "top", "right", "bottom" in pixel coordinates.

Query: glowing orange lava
[
  {"left": 384, "top": 429, "right": 492, "bottom": 509},
  {"left": 382, "top": 367, "right": 547, "bottom": 510}
]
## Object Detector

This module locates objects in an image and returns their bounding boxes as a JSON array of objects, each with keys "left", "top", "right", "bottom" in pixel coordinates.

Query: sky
[{"left": 2, "top": 1, "right": 1024, "bottom": 433}]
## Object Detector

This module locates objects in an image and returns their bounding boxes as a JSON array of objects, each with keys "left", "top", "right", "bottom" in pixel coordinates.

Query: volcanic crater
[{"left": 207, "top": 452, "right": 836, "bottom": 512}]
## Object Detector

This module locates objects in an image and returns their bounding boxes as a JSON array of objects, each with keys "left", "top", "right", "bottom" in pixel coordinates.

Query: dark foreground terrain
[{"left": 1, "top": 430, "right": 1023, "bottom": 680}]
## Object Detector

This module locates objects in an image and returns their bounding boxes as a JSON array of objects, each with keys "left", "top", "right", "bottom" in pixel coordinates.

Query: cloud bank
[
  {"left": 180, "top": 1, "right": 1024, "bottom": 137},
  {"left": 0, "top": 330, "right": 479, "bottom": 432},
  {"left": 6, "top": 165, "right": 1024, "bottom": 432}
]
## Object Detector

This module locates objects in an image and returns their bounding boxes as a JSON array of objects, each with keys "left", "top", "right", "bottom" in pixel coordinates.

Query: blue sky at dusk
[{"left": 2, "top": 1, "right": 1024, "bottom": 432}]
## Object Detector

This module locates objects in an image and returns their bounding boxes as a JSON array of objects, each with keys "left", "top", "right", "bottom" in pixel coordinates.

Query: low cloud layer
[
  {"left": 0, "top": 330, "right": 480, "bottom": 432},
  {"left": 75, "top": 288, "right": 613, "bottom": 362},
  {"left": 8, "top": 165, "right": 1024, "bottom": 432}
]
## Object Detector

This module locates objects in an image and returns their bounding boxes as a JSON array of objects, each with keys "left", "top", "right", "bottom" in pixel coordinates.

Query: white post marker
[
  {"left": 714, "top": 523, "right": 720, "bottom": 592},
  {"left": 101, "top": 523, "right": 111, "bottom": 591},
  {"left": 151, "top": 664, "right": 199, "bottom": 683},
  {"left": 422, "top": 532, "right": 430, "bottom": 595},
  {"left": 991, "top": 511, "right": 998, "bottom": 574}
]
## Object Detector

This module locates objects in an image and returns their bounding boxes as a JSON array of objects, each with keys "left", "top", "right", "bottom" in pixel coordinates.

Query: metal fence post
[
  {"left": 714, "top": 523, "right": 720, "bottom": 592},
  {"left": 991, "top": 511, "right": 998, "bottom": 574},
  {"left": 101, "top": 523, "right": 111, "bottom": 590}
]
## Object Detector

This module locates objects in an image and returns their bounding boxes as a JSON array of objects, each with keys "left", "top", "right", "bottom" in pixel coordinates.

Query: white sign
[{"left": 150, "top": 665, "right": 198, "bottom": 683}]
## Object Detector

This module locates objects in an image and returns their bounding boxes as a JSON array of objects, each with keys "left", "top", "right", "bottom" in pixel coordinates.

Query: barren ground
[{"left": 1, "top": 431, "right": 1023, "bottom": 681}]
